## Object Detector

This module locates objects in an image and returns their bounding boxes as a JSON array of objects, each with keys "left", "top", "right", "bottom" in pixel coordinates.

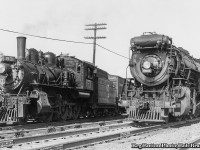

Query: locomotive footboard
[
  {"left": 0, "top": 95, "right": 29, "bottom": 124},
  {"left": 127, "top": 106, "right": 164, "bottom": 122}
]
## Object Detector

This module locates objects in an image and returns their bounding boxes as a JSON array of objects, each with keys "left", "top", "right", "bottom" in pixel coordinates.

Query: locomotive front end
[
  {"left": 0, "top": 36, "right": 81, "bottom": 124},
  {"left": 0, "top": 37, "right": 54, "bottom": 124},
  {"left": 0, "top": 37, "right": 35, "bottom": 92},
  {"left": 129, "top": 33, "right": 173, "bottom": 86}
]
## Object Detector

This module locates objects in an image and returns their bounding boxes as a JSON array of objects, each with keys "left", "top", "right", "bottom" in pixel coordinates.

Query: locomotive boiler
[{"left": 123, "top": 32, "right": 200, "bottom": 122}]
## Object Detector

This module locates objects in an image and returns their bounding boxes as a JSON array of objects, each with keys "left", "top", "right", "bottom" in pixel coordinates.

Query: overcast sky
[{"left": 0, "top": 0, "right": 200, "bottom": 77}]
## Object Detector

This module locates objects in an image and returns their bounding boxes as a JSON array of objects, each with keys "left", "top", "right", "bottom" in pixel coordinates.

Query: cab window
[
  {"left": 87, "top": 67, "right": 93, "bottom": 79},
  {"left": 77, "top": 63, "right": 81, "bottom": 73}
]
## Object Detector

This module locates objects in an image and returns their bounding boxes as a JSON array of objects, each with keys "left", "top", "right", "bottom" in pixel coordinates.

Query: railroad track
[
  {"left": 0, "top": 118, "right": 135, "bottom": 149},
  {"left": 0, "top": 118, "right": 130, "bottom": 140},
  {"left": 1, "top": 117, "right": 200, "bottom": 150},
  {"left": 0, "top": 115, "right": 127, "bottom": 139},
  {"left": 0, "top": 115, "right": 127, "bottom": 130}
]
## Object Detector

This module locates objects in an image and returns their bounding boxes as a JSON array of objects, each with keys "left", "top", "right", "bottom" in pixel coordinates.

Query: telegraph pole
[{"left": 85, "top": 23, "right": 107, "bottom": 65}]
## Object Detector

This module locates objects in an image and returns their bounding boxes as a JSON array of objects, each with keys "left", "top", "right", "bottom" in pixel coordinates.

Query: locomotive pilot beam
[{"left": 122, "top": 32, "right": 200, "bottom": 122}]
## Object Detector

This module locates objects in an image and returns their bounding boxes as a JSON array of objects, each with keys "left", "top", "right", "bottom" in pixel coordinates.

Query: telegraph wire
[
  {"left": 0, "top": 28, "right": 129, "bottom": 60},
  {"left": 96, "top": 44, "right": 129, "bottom": 59},
  {"left": 0, "top": 28, "right": 92, "bottom": 45}
]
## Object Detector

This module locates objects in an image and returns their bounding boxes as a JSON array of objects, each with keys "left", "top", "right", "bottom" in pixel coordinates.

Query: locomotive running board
[{"left": 127, "top": 106, "right": 165, "bottom": 122}]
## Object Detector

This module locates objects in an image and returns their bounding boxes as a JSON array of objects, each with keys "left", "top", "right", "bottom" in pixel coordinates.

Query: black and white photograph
[{"left": 0, "top": 0, "right": 200, "bottom": 149}]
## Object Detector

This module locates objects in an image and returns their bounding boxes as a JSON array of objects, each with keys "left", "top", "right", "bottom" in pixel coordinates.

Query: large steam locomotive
[
  {"left": 0, "top": 37, "right": 124, "bottom": 124},
  {"left": 122, "top": 32, "right": 200, "bottom": 122}
]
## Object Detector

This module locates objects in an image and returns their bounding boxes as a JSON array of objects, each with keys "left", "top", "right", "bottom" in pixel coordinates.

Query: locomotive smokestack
[{"left": 17, "top": 36, "right": 26, "bottom": 60}]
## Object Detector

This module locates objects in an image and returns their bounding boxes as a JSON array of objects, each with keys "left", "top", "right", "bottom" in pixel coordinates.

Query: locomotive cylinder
[{"left": 17, "top": 37, "right": 26, "bottom": 60}]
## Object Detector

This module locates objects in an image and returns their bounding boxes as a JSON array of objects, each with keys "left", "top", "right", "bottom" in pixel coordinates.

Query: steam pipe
[{"left": 17, "top": 36, "right": 26, "bottom": 60}]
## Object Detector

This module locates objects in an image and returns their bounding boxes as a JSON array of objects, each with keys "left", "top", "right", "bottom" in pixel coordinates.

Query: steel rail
[
  {"left": 0, "top": 115, "right": 127, "bottom": 131},
  {"left": 23, "top": 118, "right": 200, "bottom": 150},
  {"left": 2, "top": 118, "right": 200, "bottom": 149},
  {"left": 0, "top": 118, "right": 127, "bottom": 140},
  {"left": 0, "top": 120, "right": 133, "bottom": 148}
]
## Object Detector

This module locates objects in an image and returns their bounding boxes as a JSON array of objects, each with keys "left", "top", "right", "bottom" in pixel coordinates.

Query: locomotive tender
[
  {"left": 0, "top": 37, "right": 122, "bottom": 124},
  {"left": 123, "top": 32, "right": 200, "bottom": 122}
]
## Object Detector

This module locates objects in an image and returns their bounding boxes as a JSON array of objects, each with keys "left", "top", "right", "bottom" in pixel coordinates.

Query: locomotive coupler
[{"left": 139, "top": 102, "right": 150, "bottom": 110}]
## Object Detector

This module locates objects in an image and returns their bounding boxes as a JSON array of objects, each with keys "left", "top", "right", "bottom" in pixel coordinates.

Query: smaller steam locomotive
[
  {"left": 0, "top": 37, "right": 124, "bottom": 124},
  {"left": 121, "top": 32, "right": 200, "bottom": 122}
]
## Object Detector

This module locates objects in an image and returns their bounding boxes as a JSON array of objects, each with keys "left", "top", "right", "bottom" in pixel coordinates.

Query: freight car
[
  {"left": 108, "top": 75, "right": 125, "bottom": 112},
  {"left": 108, "top": 75, "right": 136, "bottom": 113},
  {"left": 0, "top": 37, "right": 119, "bottom": 124},
  {"left": 122, "top": 32, "right": 200, "bottom": 122}
]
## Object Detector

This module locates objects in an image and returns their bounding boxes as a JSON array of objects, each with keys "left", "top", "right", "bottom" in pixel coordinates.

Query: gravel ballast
[{"left": 81, "top": 122, "right": 200, "bottom": 150}]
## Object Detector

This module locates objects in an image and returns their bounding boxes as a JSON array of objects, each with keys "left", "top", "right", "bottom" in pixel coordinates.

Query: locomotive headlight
[
  {"left": 143, "top": 61, "right": 151, "bottom": 69},
  {"left": 0, "top": 64, "right": 5, "bottom": 74},
  {"left": 141, "top": 55, "right": 162, "bottom": 77}
]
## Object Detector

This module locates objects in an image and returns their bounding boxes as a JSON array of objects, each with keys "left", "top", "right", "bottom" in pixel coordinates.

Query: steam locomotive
[
  {"left": 122, "top": 32, "right": 200, "bottom": 122},
  {"left": 0, "top": 37, "right": 124, "bottom": 124}
]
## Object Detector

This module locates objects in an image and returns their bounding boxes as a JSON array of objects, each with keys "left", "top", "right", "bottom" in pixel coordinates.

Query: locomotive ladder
[{"left": 168, "top": 46, "right": 176, "bottom": 75}]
